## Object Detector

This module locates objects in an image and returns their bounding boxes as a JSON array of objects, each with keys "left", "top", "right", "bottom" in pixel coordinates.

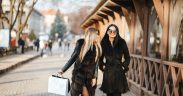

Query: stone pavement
[
  {"left": 0, "top": 51, "right": 40, "bottom": 76},
  {"left": 0, "top": 43, "right": 136, "bottom": 96}
]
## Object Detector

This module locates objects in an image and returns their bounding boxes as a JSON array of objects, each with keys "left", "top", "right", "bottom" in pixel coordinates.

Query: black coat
[
  {"left": 99, "top": 37, "right": 130, "bottom": 94},
  {"left": 62, "top": 39, "right": 98, "bottom": 96},
  {"left": 18, "top": 38, "right": 25, "bottom": 46}
]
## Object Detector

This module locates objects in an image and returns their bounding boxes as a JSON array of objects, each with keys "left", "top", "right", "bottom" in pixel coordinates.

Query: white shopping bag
[{"left": 48, "top": 75, "right": 70, "bottom": 96}]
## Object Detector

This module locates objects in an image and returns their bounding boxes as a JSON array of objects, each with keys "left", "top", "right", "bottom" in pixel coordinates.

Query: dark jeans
[
  {"left": 107, "top": 93, "right": 121, "bottom": 96},
  {"left": 21, "top": 46, "right": 24, "bottom": 54},
  {"left": 37, "top": 46, "right": 39, "bottom": 52},
  {"left": 41, "top": 49, "right": 44, "bottom": 56}
]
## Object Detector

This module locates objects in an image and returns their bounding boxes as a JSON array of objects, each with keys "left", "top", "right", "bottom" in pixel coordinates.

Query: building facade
[
  {"left": 1, "top": 0, "right": 44, "bottom": 47},
  {"left": 28, "top": 9, "right": 44, "bottom": 37},
  {"left": 41, "top": 9, "right": 57, "bottom": 34}
]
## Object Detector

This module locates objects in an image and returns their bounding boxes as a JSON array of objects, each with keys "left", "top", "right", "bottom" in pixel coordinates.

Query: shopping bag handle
[
  {"left": 56, "top": 73, "right": 63, "bottom": 77},
  {"left": 52, "top": 74, "right": 68, "bottom": 79}
]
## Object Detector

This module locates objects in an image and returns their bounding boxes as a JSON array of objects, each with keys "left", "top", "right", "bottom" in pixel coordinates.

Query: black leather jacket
[
  {"left": 61, "top": 39, "right": 99, "bottom": 78},
  {"left": 62, "top": 39, "right": 84, "bottom": 72}
]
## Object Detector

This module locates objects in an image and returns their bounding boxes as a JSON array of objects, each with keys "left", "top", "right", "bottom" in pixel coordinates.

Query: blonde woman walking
[{"left": 59, "top": 27, "right": 102, "bottom": 96}]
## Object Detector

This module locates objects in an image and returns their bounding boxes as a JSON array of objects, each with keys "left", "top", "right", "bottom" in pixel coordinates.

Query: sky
[{"left": 34, "top": 0, "right": 98, "bottom": 13}]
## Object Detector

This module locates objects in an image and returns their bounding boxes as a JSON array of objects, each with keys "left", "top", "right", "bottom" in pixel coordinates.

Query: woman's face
[{"left": 107, "top": 26, "right": 117, "bottom": 38}]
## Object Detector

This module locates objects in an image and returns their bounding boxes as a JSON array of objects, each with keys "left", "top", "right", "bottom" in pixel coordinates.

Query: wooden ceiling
[{"left": 81, "top": 0, "right": 135, "bottom": 28}]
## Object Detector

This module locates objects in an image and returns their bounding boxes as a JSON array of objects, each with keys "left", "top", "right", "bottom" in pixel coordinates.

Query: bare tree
[
  {"left": 18, "top": 0, "right": 38, "bottom": 34},
  {"left": 0, "top": 0, "right": 10, "bottom": 28},
  {"left": 0, "top": 0, "right": 3, "bottom": 28},
  {"left": 0, "top": 0, "right": 38, "bottom": 47},
  {"left": 67, "top": 6, "right": 92, "bottom": 34},
  {"left": 0, "top": 0, "right": 2, "bottom": 18}
]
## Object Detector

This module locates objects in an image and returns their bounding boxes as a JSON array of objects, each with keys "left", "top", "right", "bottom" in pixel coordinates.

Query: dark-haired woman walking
[{"left": 99, "top": 24, "right": 131, "bottom": 96}]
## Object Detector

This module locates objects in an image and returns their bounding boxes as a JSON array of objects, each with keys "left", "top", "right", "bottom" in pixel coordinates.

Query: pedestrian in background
[
  {"left": 99, "top": 24, "right": 131, "bottom": 96},
  {"left": 48, "top": 39, "right": 53, "bottom": 55},
  {"left": 39, "top": 40, "right": 45, "bottom": 57},
  {"left": 58, "top": 38, "right": 62, "bottom": 49},
  {"left": 58, "top": 27, "right": 102, "bottom": 96},
  {"left": 36, "top": 39, "right": 40, "bottom": 52},
  {"left": 64, "top": 39, "right": 70, "bottom": 51},
  {"left": 18, "top": 37, "right": 25, "bottom": 54}
]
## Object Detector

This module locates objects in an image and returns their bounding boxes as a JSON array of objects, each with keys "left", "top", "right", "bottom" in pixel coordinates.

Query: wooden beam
[
  {"left": 121, "top": 6, "right": 136, "bottom": 54},
  {"left": 148, "top": 8, "right": 158, "bottom": 32},
  {"left": 90, "top": 19, "right": 97, "bottom": 24},
  {"left": 105, "top": 5, "right": 123, "bottom": 16},
  {"left": 121, "top": 7, "right": 131, "bottom": 27},
  {"left": 152, "top": 0, "right": 164, "bottom": 26},
  {"left": 100, "top": 9, "right": 115, "bottom": 18},
  {"left": 161, "top": 0, "right": 170, "bottom": 60},
  {"left": 97, "top": 13, "right": 109, "bottom": 20},
  {"left": 106, "top": 6, "right": 122, "bottom": 13},
  {"left": 99, "top": 10, "right": 108, "bottom": 16},
  {"left": 103, "top": 6, "right": 115, "bottom": 20},
  {"left": 160, "top": 1, "right": 170, "bottom": 96},
  {"left": 99, "top": 11, "right": 113, "bottom": 20},
  {"left": 109, "top": 0, "right": 121, "bottom": 6},
  {"left": 132, "top": 0, "right": 145, "bottom": 31},
  {"left": 110, "top": 0, "right": 133, "bottom": 8},
  {"left": 99, "top": 19, "right": 104, "bottom": 25},
  {"left": 93, "top": 15, "right": 103, "bottom": 21},
  {"left": 129, "top": 12, "right": 136, "bottom": 54},
  {"left": 111, "top": 0, "right": 135, "bottom": 12},
  {"left": 132, "top": 0, "right": 149, "bottom": 56},
  {"left": 104, "top": 6, "right": 113, "bottom": 12}
]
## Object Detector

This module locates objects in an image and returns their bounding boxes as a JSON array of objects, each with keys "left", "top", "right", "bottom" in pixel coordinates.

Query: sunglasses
[{"left": 108, "top": 29, "right": 117, "bottom": 33}]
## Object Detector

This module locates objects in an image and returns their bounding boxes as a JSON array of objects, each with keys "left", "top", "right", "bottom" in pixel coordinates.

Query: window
[
  {"left": 123, "top": 17, "right": 130, "bottom": 46},
  {"left": 171, "top": 19, "right": 183, "bottom": 63},
  {"left": 147, "top": 6, "right": 162, "bottom": 59},
  {"left": 134, "top": 16, "right": 143, "bottom": 55},
  {"left": 148, "top": 19, "right": 162, "bottom": 58}
]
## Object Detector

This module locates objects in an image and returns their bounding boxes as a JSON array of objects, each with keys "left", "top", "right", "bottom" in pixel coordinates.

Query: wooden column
[
  {"left": 98, "top": 21, "right": 105, "bottom": 37},
  {"left": 121, "top": 7, "right": 135, "bottom": 54},
  {"left": 153, "top": 0, "right": 170, "bottom": 60},
  {"left": 162, "top": 2, "right": 170, "bottom": 95},
  {"left": 129, "top": 13, "right": 136, "bottom": 54},
  {"left": 161, "top": 0, "right": 170, "bottom": 60},
  {"left": 132, "top": 1, "right": 149, "bottom": 96},
  {"left": 153, "top": 1, "right": 170, "bottom": 96},
  {"left": 132, "top": 0, "right": 149, "bottom": 56},
  {"left": 152, "top": 0, "right": 164, "bottom": 26},
  {"left": 103, "top": 19, "right": 109, "bottom": 33}
]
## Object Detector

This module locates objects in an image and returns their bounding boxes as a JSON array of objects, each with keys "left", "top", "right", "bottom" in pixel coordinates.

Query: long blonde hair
[{"left": 79, "top": 28, "right": 102, "bottom": 62}]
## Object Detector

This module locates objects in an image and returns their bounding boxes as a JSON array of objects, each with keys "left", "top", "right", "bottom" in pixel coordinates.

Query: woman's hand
[
  {"left": 91, "top": 78, "right": 97, "bottom": 87},
  {"left": 122, "top": 65, "right": 129, "bottom": 73},
  {"left": 58, "top": 70, "right": 64, "bottom": 75},
  {"left": 103, "top": 65, "right": 105, "bottom": 70}
]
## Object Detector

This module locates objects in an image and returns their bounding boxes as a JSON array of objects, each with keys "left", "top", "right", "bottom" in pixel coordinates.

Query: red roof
[{"left": 41, "top": 9, "right": 57, "bottom": 15}]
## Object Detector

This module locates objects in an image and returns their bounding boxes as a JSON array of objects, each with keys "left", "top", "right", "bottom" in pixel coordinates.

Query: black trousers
[
  {"left": 107, "top": 93, "right": 121, "bottom": 96},
  {"left": 21, "top": 46, "right": 24, "bottom": 54}
]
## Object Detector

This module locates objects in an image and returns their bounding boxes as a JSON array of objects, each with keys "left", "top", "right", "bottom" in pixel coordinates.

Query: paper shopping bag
[{"left": 48, "top": 75, "right": 70, "bottom": 96}]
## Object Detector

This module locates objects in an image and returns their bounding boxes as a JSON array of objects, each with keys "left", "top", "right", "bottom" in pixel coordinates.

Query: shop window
[
  {"left": 123, "top": 17, "right": 130, "bottom": 46},
  {"left": 148, "top": 6, "right": 162, "bottom": 59},
  {"left": 148, "top": 19, "right": 162, "bottom": 58},
  {"left": 134, "top": 16, "right": 143, "bottom": 55},
  {"left": 171, "top": 19, "right": 183, "bottom": 63}
]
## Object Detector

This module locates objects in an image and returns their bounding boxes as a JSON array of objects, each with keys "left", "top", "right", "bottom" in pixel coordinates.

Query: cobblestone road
[{"left": 0, "top": 43, "right": 135, "bottom": 96}]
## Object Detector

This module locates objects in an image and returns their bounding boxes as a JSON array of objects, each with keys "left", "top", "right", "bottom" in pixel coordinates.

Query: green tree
[
  {"left": 29, "top": 30, "right": 36, "bottom": 41},
  {"left": 51, "top": 11, "right": 66, "bottom": 39}
]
